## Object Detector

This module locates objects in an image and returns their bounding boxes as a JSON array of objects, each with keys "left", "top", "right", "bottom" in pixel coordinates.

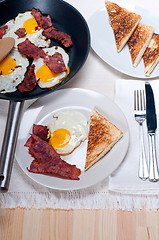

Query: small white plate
[
  {"left": 88, "top": 3, "right": 159, "bottom": 78},
  {"left": 15, "top": 88, "right": 129, "bottom": 190}
]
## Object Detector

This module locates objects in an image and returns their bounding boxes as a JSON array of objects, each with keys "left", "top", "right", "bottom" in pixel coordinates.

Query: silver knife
[{"left": 145, "top": 82, "right": 159, "bottom": 182}]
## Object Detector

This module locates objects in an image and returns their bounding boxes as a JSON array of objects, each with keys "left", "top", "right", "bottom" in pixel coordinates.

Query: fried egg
[
  {"left": 3, "top": 11, "right": 50, "bottom": 48},
  {"left": 47, "top": 111, "right": 88, "bottom": 155},
  {"left": 0, "top": 49, "right": 29, "bottom": 93},
  {"left": 33, "top": 46, "right": 69, "bottom": 89}
]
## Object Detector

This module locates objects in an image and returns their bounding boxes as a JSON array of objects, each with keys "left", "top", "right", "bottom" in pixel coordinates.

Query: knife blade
[{"left": 145, "top": 82, "right": 159, "bottom": 182}]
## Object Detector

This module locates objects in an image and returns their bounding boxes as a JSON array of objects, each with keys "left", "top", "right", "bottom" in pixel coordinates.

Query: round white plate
[
  {"left": 88, "top": 3, "right": 159, "bottom": 78},
  {"left": 15, "top": 88, "right": 129, "bottom": 190}
]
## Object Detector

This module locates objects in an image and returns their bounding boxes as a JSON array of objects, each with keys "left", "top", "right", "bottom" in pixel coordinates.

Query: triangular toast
[
  {"left": 85, "top": 110, "right": 123, "bottom": 170},
  {"left": 127, "top": 24, "right": 154, "bottom": 67},
  {"left": 143, "top": 33, "right": 159, "bottom": 76},
  {"left": 105, "top": 1, "right": 141, "bottom": 52}
]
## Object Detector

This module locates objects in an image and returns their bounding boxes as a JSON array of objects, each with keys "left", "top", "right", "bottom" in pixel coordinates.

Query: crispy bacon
[
  {"left": 0, "top": 25, "right": 8, "bottom": 39},
  {"left": 44, "top": 52, "right": 67, "bottom": 73},
  {"left": 43, "top": 27, "right": 72, "bottom": 48},
  {"left": 25, "top": 134, "right": 81, "bottom": 180},
  {"left": 31, "top": 8, "right": 53, "bottom": 29},
  {"left": 18, "top": 64, "right": 37, "bottom": 93},
  {"left": 31, "top": 8, "right": 72, "bottom": 48},
  {"left": 15, "top": 28, "right": 26, "bottom": 38},
  {"left": 18, "top": 39, "right": 45, "bottom": 59},
  {"left": 32, "top": 124, "right": 49, "bottom": 141}
]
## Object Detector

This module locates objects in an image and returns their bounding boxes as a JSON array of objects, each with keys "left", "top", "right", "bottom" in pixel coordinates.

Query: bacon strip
[
  {"left": 18, "top": 39, "right": 45, "bottom": 59},
  {"left": 44, "top": 52, "right": 67, "bottom": 73},
  {"left": 32, "top": 124, "right": 49, "bottom": 141},
  {"left": 15, "top": 28, "right": 26, "bottom": 38},
  {"left": 0, "top": 25, "right": 8, "bottom": 39},
  {"left": 31, "top": 8, "right": 72, "bottom": 48},
  {"left": 43, "top": 27, "right": 72, "bottom": 48},
  {"left": 31, "top": 8, "right": 53, "bottom": 29},
  {"left": 25, "top": 134, "right": 81, "bottom": 180},
  {"left": 18, "top": 64, "right": 37, "bottom": 93}
]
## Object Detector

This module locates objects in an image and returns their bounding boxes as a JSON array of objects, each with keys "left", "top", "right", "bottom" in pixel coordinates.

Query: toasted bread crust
[
  {"left": 127, "top": 24, "right": 154, "bottom": 66},
  {"left": 105, "top": 1, "right": 141, "bottom": 52},
  {"left": 85, "top": 110, "right": 123, "bottom": 170},
  {"left": 143, "top": 33, "right": 159, "bottom": 76}
]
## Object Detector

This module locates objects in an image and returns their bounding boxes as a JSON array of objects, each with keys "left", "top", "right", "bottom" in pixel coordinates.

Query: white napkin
[{"left": 109, "top": 79, "right": 159, "bottom": 194}]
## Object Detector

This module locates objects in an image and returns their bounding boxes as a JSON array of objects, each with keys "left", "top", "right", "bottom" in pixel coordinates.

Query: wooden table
[
  {"left": 1, "top": 208, "right": 159, "bottom": 239},
  {"left": 1, "top": 0, "right": 159, "bottom": 239}
]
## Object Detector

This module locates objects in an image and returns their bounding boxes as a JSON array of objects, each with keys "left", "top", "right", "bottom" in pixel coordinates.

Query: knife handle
[
  {"left": 138, "top": 123, "right": 149, "bottom": 180},
  {"left": 148, "top": 133, "right": 159, "bottom": 182}
]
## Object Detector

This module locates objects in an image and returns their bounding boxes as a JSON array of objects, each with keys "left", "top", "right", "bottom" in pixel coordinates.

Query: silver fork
[{"left": 134, "top": 90, "right": 149, "bottom": 180}]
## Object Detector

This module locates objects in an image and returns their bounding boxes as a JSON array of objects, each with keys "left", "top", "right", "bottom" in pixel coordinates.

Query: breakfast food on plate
[
  {"left": 25, "top": 124, "right": 81, "bottom": 180},
  {"left": 105, "top": 1, "right": 141, "bottom": 52},
  {"left": 25, "top": 109, "right": 124, "bottom": 179},
  {"left": 143, "top": 33, "right": 159, "bottom": 76},
  {"left": 47, "top": 110, "right": 88, "bottom": 155},
  {"left": 85, "top": 110, "right": 123, "bottom": 170},
  {"left": 0, "top": 49, "right": 29, "bottom": 93},
  {"left": 127, "top": 24, "right": 154, "bottom": 67},
  {"left": 33, "top": 46, "right": 69, "bottom": 89}
]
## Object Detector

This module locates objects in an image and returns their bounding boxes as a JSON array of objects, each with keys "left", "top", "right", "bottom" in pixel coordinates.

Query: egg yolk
[
  {"left": 0, "top": 56, "right": 16, "bottom": 75},
  {"left": 23, "top": 17, "right": 38, "bottom": 34},
  {"left": 36, "top": 64, "right": 58, "bottom": 82},
  {"left": 49, "top": 128, "right": 71, "bottom": 148},
  {"left": 36, "top": 64, "right": 70, "bottom": 83}
]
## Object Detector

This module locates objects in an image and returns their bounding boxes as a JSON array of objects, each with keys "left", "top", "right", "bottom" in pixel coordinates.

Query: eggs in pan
[
  {"left": 33, "top": 46, "right": 69, "bottom": 88},
  {"left": 3, "top": 11, "right": 50, "bottom": 48},
  {"left": 0, "top": 9, "right": 71, "bottom": 94},
  {"left": 47, "top": 111, "right": 88, "bottom": 155},
  {"left": 0, "top": 49, "right": 29, "bottom": 93}
]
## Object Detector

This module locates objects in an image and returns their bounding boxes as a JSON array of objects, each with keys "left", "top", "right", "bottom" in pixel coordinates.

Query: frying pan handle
[{"left": 0, "top": 100, "right": 24, "bottom": 191}]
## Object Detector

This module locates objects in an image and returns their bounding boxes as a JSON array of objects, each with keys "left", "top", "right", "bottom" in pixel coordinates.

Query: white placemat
[
  {"left": 1, "top": 81, "right": 159, "bottom": 210},
  {"left": 109, "top": 79, "right": 159, "bottom": 194}
]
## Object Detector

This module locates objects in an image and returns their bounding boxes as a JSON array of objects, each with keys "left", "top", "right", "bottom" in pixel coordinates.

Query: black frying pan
[{"left": 0, "top": 0, "right": 90, "bottom": 190}]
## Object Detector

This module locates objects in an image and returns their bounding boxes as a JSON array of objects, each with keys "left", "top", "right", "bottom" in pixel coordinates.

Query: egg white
[
  {"left": 3, "top": 11, "right": 50, "bottom": 48},
  {"left": 33, "top": 46, "right": 69, "bottom": 89},
  {"left": 47, "top": 111, "right": 88, "bottom": 155},
  {"left": 0, "top": 49, "right": 29, "bottom": 93}
]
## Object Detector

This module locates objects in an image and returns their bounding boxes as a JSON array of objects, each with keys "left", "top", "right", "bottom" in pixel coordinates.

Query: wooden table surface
[
  {"left": 1, "top": 0, "right": 159, "bottom": 239},
  {"left": 1, "top": 208, "right": 159, "bottom": 240}
]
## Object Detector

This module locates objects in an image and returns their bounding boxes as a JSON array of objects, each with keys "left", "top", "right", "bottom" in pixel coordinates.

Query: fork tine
[
  {"left": 140, "top": 90, "right": 142, "bottom": 110},
  {"left": 134, "top": 90, "right": 139, "bottom": 111},
  {"left": 134, "top": 90, "right": 137, "bottom": 110},
  {"left": 140, "top": 90, "right": 146, "bottom": 111},
  {"left": 137, "top": 90, "right": 139, "bottom": 110},
  {"left": 134, "top": 89, "right": 146, "bottom": 112}
]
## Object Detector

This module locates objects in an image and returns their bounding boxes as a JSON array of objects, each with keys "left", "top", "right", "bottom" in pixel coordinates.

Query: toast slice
[
  {"left": 85, "top": 110, "right": 123, "bottom": 170},
  {"left": 105, "top": 1, "right": 141, "bottom": 52},
  {"left": 127, "top": 24, "right": 154, "bottom": 67},
  {"left": 143, "top": 33, "right": 159, "bottom": 76}
]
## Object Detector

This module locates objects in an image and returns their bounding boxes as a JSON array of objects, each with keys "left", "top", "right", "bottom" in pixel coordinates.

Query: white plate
[
  {"left": 15, "top": 88, "right": 129, "bottom": 190},
  {"left": 88, "top": 3, "right": 159, "bottom": 78}
]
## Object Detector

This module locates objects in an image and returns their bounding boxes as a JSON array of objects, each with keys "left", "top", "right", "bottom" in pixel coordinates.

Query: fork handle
[
  {"left": 148, "top": 133, "right": 159, "bottom": 182},
  {"left": 138, "top": 123, "right": 149, "bottom": 180}
]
